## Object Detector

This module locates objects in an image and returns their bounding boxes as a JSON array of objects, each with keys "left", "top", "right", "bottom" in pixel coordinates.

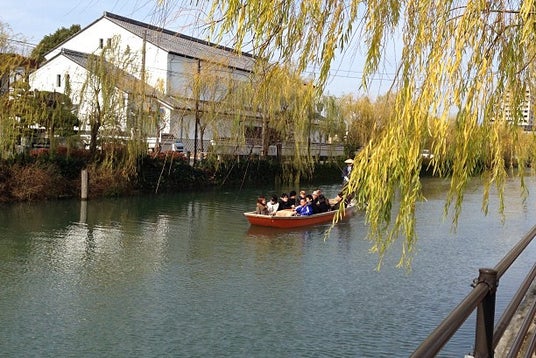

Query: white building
[
  {"left": 29, "top": 12, "right": 343, "bottom": 158},
  {"left": 501, "top": 88, "right": 534, "bottom": 131}
]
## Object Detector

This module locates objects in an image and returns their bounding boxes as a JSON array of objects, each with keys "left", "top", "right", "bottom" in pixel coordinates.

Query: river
[{"left": 1, "top": 175, "right": 535, "bottom": 357}]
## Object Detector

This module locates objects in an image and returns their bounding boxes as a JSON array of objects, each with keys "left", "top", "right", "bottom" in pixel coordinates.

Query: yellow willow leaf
[{"left": 149, "top": 0, "right": 536, "bottom": 269}]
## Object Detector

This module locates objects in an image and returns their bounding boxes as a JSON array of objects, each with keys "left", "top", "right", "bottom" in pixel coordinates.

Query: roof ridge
[
  {"left": 103, "top": 11, "right": 253, "bottom": 59},
  {"left": 60, "top": 48, "right": 88, "bottom": 57}
]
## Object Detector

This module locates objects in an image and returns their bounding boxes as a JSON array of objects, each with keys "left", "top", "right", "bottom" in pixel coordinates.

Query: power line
[{"left": 6, "top": 37, "right": 37, "bottom": 49}]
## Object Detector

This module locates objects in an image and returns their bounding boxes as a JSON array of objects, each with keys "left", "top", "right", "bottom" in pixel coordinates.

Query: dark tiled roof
[
  {"left": 60, "top": 49, "right": 89, "bottom": 68},
  {"left": 59, "top": 48, "right": 187, "bottom": 109},
  {"left": 103, "top": 12, "right": 256, "bottom": 72}
]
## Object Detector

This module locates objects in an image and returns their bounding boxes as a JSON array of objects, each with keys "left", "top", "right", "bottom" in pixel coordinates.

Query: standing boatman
[{"left": 342, "top": 158, "right": 354, "bottom": 185}]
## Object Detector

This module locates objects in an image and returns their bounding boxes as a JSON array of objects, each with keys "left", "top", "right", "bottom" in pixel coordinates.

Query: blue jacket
[{"left": 295, "top": 203, "right": 313, "bottom": 216}]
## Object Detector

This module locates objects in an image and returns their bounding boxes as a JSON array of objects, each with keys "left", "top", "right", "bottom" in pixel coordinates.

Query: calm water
[{"left": 1, "top": 176, "right": 536, "bottom": 357}]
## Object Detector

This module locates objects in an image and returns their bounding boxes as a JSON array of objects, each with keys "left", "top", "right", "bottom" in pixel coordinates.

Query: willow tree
[
  {"left": 156, "top": 1, "right": 536, "bottom": 267},
  {"left": 79, "top": 36, "right": 147, "bottom": 173},
  {"left": 181, "top": 58, "right": 234, "bottom": 165},
  {"left": 338, "top": 94, "right": 393, "bottom": 156},
  {"left": 182, "top": 57, "right": 325, "bottom": 182},
  {"left": 315, "top": 95, "right": 347, "bottom": 158},
  {"left": 0, "top": 22, "right": 31, "bottom": 158},
  {"left": 231, "top": 63, "right": 320, "bottom": 182}
]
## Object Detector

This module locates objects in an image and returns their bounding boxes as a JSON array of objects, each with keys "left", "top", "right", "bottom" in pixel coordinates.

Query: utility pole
[{"left": 193, "top": 59, "right": 201, "bottom": 166}]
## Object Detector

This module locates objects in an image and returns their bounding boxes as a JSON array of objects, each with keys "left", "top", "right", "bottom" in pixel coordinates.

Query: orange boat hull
[{"left": 243, "top": 205, "right": 354, "bottom": 228}]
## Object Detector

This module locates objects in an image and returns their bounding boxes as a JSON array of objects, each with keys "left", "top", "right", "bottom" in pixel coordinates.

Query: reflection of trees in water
[
  {"left": 0, "top": 196, "right": 189, "bottom": 283},
  {"left": 420, "top": 175, "right": 536, "bottom": 223}
]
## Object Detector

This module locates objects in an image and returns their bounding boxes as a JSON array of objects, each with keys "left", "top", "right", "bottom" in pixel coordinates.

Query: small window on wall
[
  {"left": 107, "top": 38, "right": 112, "bottom": 47},
  {"left": 56, "top": 74, "right": 61, "bottom": 87},
  {"left": 99, "top": 38, "right": 104, "bottom": 49}
]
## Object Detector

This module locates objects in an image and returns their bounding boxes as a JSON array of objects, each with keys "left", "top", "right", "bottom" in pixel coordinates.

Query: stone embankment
[{"left": 494, "top": 280, "right": 536, "bottom": 357}]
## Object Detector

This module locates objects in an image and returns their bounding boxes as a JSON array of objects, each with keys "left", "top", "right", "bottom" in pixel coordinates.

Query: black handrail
[{"left": 411, "top": 225, "right": 536, "bottom": 357}]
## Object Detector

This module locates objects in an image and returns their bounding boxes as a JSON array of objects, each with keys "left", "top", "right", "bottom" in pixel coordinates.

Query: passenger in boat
[
  {"left": 277, "top": 193, "right": 292, "bottom": 211},
  {"left": 267, "top": 194, "right": 279, "bottom": 215},
  {"left": 316, "top": 194, "right": 330, "bottom": 213},
  {"left": 298, "top": 190, "right": 307, "bottom": 202},
  {"left": 294, "top": 197, "right": 313, "bottom": 216},
  {"left": 311, "top": 189, "right": 321, "bottom": 214},
  {"left": 288, "top": 190, "right": 297, "bottom": 208},
  {"left": 256, "top": 196, "right": 269, "bottom": 215}
]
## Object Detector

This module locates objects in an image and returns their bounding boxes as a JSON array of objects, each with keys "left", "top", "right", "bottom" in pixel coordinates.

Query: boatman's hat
[{"left": 344, "top": 158, "right": 354, "bottom": 164}]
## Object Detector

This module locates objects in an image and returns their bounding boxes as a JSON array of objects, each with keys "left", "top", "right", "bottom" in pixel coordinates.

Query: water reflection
[{"left": 0, "top": 180, "right": 535, "bottom": 357}]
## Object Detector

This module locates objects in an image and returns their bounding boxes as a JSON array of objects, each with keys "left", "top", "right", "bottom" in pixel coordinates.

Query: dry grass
[
  {"left": 8, "top": 164, "right": 67, "bottom": 201},
  {"left": 87, "top": 165, "right": 136, "bottom": 198}
]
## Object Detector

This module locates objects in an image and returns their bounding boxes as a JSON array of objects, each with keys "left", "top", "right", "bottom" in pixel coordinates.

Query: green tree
[
  {"left": 158, "top": 1, "right": 536, "bottom": 267},
  {"left": 234, "top": 64, "right": 319, "bottom": 182},
  {"left": 182, "top": 59, "right": 233, "bottom": 165},
  {"left": 79, "top": 36, "right": 154, "bottom": 176},
  {"left": 31, "top": 25, "right": 81, "bottom": 63},
  {"left": 33, "top": 91, "right": 79, "bottom": 147},
  {"left": 340, "top": 94, "right": 394, "bottom": 156}
]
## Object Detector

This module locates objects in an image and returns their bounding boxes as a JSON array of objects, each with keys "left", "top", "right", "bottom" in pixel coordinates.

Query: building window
[
  {"left": 99, "top": 38, "right": 104, "bottom": 49},
  {"left": 56, "top": 74, "right": 61, "bottom": 87},
  {"left": 107, "top": 38, "right": 112, "bottom": 47}
]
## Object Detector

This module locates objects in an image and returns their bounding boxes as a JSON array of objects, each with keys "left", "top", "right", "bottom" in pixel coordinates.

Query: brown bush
[
  {"left": 0, "top": 165, "right": 12, "bottom": 202},
  {"left": 9, "top": 163, "right": 66, "bottom": 201},
  {"left": 87, "top": 165, "right": 136, "bottom": 198}
]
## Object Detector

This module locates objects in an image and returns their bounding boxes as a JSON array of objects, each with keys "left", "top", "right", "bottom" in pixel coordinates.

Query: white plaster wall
[
  {"left": 29, "top": 56, "right": 85, "bottom": 96},
  {"left": 30, "top": 55, "right": 131, "bottom": 133},
  {"left": 46, "top": 18, "right": 169, "bottom": 93},
  {"left": 168, "top": 55, "right": 252, "bottom": 99},
  {"left": 168, "top": 56, "right": 196, "bottom": 98}
]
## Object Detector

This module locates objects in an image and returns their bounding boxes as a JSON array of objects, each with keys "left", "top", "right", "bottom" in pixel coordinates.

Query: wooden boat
[{"left": 243, "top": 204, "right": 354, "bottom": 228}]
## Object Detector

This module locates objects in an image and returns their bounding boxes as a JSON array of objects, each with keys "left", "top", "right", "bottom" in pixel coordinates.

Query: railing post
[{"left": 473, "top": 268, "right": 498, "bottom": 358}]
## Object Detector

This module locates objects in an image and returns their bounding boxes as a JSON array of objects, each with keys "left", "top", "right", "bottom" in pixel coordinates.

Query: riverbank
[{"left": 0, "top": 150, "right": 343, "bottom": 202}]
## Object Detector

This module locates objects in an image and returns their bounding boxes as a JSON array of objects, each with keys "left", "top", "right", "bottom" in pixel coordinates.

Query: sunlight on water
[{"left": 0, "top": 178, "right": 535, "bottom": 356}]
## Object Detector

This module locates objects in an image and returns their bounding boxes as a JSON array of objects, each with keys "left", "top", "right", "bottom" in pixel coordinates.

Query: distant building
[
  {"left": 500, "top": 88, "right": 534, "bottom": 131},
  {"left": 0, "top": 54, "right": 36, "bottom": 96},
  {"left": 29, "top": 12, "right": 343, "bottom": 158}
]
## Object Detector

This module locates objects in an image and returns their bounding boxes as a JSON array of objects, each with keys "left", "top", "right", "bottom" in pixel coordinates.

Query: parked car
[
  {"left": 147, "top": 134, "right": 184, "bottom": 153},
  {"left": 168, "top": 141, "right": 184, "bottom": 153},
  {"left": 421, "top": 149, "right": 434, "bottom": 160}
]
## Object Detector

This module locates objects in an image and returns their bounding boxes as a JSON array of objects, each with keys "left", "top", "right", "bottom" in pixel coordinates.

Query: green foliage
[
  {"left": 211, "top": 158, "right": 281, "bottom": 186},
  {"left": 181, "top": 0, "right": 536, "bottom": 268},
  {"left": 138, "top": 153, "right": 206, "bottom": 192},
  {"left": 30, "top": 25, "right": 81, "bottom": 63},
  {"left": 225, "top": 64, "right": 320, "bottom": 182},
  {"left": 339, "top": 94, "right": 394, "bottom": 156}
]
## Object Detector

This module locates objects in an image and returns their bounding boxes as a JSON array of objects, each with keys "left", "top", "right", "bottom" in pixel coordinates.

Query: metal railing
[{"left": 412, "top": 225, "right": 536, "bottom": 357}]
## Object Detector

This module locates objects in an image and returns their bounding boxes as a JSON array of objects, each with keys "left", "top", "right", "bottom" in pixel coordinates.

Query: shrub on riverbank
[
  {"left": 138, "top": 152, "right": 210, "bottom": 193},
  {"left": 0, "top": 162, "right": 70, "bottom": 202},
  {"left": 0, "top": 149, "right": 350, "bottom": 203}
]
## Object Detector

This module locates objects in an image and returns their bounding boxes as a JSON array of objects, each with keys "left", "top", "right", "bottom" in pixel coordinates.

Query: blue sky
[{"left": 0, "top": 0, "right": 397, "bottom": 97}]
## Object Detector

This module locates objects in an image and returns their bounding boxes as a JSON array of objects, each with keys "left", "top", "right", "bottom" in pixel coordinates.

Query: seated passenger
[
  {"left": 256, "top": 195, "right": 268, "bottom": 215},
  {"left": 311, "top": 189, "right": 325, "bottom": 213},
  {"left": 298, "top": 190, "right": 307, "bottom": 203},
  {"left": 288, "top": 190, "right": 297, "bottom": 208},
  {"left": 316, "top": 194, "right": 330, "bottom": 213},
  {"left": 294, "top": 197, "right": 313, "bottom": 216},
  {"left": 277, "top": 193, "right": 292, "bottom": 211},
  {"left": 266, "top": 194, "right": 279, "bottom": 215}
]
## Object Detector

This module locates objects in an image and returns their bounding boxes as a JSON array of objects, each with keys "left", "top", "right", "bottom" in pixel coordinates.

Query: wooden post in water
[{"left": 81, "top": 168, "right": 88, "bottom": 200}]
